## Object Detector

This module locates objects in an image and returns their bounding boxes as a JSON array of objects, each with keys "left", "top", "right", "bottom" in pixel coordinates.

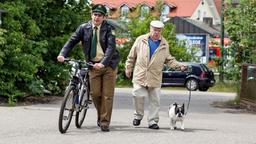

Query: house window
[
  {"left": 105, "top": 6, "right": 110, "bottom": 15},
  {"left": 197, "top": 10, "right": 201, "bottom": 20},
  {"left": 161, "top": 5, "right": 170, "bottom": 16},
  {"left": 141, "top": 5, "right": 150, "bottom": 17},
  {"left": 120, "top": 5, "right": 129, "bottom": 18},
  {"left": 160, "top": 5, "right": 170, "bottom": 21}
]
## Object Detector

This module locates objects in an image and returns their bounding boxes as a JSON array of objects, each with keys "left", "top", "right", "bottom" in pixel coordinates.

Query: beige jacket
[{"left": 125, "top": 34, "right": 182, "bottom": 87}]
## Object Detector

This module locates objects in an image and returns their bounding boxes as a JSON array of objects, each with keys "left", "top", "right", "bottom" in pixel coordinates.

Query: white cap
[{"left": 150, "top": 20, "right": 164, "bottom": 28}]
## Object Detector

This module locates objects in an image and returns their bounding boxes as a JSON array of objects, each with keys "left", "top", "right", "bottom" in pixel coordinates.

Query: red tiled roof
[
  {"left": 214, "top": 0, "right": 222, "bottom": 15},
  {"left": 169, "top": 0, "right": 201, "bottom": 17},
  {"left": 92, "top": 0, "right": 201, "bottom": 17},
  {"left": 92, "top": 0, "right": 176, "bottom": 9}
]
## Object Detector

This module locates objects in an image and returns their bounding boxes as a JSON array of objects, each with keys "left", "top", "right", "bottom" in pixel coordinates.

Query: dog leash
[
  {"left": 185, "top": 87, "right": 192, "bottom": 115},
  {"left": 185, "top": 66, "right": 193, "bottom": 115}
]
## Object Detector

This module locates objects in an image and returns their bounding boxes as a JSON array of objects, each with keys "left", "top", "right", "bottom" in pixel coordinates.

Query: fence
[{"left": 240, "top": 64, "right": 256, "bottom": 112}]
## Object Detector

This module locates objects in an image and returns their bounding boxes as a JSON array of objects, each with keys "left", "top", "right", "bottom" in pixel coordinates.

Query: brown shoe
[{"left": 100, "top": 125, "right": 109, "bottom": 132}]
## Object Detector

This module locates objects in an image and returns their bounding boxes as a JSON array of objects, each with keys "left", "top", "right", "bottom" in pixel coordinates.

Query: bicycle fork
[
  {"left": 73, "top": 86, "right": 81, "bottom": 112},
  {"left": 74, "top": 84, "right": 88, "bottom": 112}
]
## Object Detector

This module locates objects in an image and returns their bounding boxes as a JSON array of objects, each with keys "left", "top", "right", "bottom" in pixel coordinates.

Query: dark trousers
[{"left": 89, "top": 66, "right": 117, "bottom": 127}]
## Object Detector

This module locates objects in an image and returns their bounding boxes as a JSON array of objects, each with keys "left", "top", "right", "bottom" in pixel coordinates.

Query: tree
[
  {"left": 225, "top": 0, "right": 256, "bottom": 82},
  {"left": 225, "top": 0, "right": 256, "bottom": 64},
  {"left": 223, "top": 0, "right": 256, "bottom": 99},
  {"left": 0, "top": 0, "right": 91, "bottom": 104},
  {"left": 0, "top": 0, "right": 45, "bottom": 105},
  {"left": 25, "top": 0, "right": 91, "bottom": 95}
]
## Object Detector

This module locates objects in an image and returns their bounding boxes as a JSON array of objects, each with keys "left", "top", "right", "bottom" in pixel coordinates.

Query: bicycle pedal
[{"left": 87, "top": 100, "right": 92, "bottom": 104}]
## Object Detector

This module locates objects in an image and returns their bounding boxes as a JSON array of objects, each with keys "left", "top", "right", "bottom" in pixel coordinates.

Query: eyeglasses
[{"left": 93, "top": 13, "right": 103, "bottom": 17}]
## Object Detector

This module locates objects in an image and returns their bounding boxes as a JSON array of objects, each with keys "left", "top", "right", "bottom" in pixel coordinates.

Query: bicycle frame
[
  {"left": 58, "top": 58, "right": 93, "bottom": 133},
  {"left": 66, "top": 60, "right": 90, "bottom": 111}
]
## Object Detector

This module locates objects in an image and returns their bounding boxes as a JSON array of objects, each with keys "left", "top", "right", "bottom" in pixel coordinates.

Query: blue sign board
[{"left": 176, "top": 34, "right": 208, "bottom": 63}]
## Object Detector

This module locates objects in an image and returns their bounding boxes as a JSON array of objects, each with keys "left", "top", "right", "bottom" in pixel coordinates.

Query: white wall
[{"left": 190, "top": 0, "right": 220, "bottom": 25}]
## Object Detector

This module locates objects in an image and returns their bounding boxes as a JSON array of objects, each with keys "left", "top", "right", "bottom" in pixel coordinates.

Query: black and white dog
[{"left": 168, "top": 103, "right": 185, "bottom": 130}]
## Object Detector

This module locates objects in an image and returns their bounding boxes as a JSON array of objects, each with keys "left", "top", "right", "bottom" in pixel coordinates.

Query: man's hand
[
  {"left": 93, "top": 63, "right": 105, "bottom": 70},
  {"left": 180, "top": 65, "right": 187, "bottom": 72},
  {"left": 57, "top": 55, "right": 65, "bottom": 62},
  {"left": 125, "top": 69, "right": 132, "bottom": 79}
]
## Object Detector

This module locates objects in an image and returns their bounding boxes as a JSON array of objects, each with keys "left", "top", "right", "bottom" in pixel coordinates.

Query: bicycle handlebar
[{"left": 64, "top": 58, "right": 94, "bottom": 68}]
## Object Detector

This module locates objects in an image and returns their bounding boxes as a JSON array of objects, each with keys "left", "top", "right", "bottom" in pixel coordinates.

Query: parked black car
[{"left": 162, "top": 62, "right": 215, "bottom": 91}]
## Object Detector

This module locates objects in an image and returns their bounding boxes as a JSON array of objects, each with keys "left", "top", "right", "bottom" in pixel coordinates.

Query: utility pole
[{"left": 219, "top": 0, "right": 225, "bottom": 83}]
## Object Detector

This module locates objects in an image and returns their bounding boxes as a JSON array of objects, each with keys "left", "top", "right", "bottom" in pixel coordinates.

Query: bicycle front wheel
[
  {"left": 75, "top": 83, "right": 90, "bottom": 128},
  {"left": 58, "top": 86, "right": 76, "bottom": 133}
]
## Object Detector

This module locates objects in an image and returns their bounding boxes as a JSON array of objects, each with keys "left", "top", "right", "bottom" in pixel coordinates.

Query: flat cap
[
  {"left": 92, "top": 4, "right": 107, "bottom": 15},
  {"left": 150, "top": 20, "right": 164, "bottom": 28}
]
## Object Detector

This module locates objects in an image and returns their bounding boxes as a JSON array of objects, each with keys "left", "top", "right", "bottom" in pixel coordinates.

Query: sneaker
[
  {"left": 133, "top": 119, "right": 141, "bottom": 126},
  {"left": 148, "top": 124, "right": 159, "bottom": 129}
]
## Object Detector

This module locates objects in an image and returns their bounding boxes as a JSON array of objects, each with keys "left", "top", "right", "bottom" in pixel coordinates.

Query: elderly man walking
[{"left": 125, "top": 20, "right": 186, "bottom": 129}]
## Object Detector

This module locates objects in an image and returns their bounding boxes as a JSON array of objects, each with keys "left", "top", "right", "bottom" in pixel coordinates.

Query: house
[
  {"left": 91, "top": 0, "right": 226, "bottom": 64},
  {"left": 92, "top": 0, "right": 176, "bottom": 20},
  {"left": 92, "top": 0, "right": 221, "bottom": 26}
]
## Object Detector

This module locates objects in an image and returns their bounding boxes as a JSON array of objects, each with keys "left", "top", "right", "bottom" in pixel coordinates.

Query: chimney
[{"left": 203, "top": 17, "right": 213, "bottom": 27}]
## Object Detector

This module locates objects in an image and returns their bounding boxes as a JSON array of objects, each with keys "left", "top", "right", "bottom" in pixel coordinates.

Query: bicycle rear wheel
[
  {"left": 75, "top": 81, "right": 90, "bottom": 128},
  {"left": 58, "top": 86, "right": 76, "bottom": 133}
]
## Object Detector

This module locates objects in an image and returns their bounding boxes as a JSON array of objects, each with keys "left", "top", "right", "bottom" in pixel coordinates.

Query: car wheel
[
  {"left": 185, "top": 79, "right": 198, "bottom": 91},
  {"left": 199, "top": 87, "right": 209, "bottom": 91}
]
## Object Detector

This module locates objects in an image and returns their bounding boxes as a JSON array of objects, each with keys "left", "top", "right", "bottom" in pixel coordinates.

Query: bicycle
[{"left": 58, "top": 58, "right": 93, "bottom": 134}]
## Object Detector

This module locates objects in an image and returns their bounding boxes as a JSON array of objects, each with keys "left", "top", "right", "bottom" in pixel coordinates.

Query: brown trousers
[{"left": 89, "top": 66, "right": 117, "bottom": 127}]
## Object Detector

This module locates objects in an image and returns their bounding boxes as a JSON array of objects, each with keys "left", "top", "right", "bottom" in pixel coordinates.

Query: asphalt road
[{"left": 0, "top": 88, "right": 256, "bottom": 144}]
